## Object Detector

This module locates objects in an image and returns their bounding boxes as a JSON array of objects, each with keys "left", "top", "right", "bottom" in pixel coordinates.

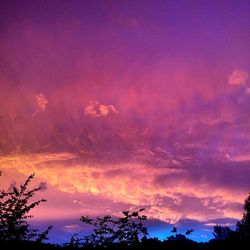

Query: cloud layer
[{"left": 0, "top": 152, "right": 247, "bottom": 223}]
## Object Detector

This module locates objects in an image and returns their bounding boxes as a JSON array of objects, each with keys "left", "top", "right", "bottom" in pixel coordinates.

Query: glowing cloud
[
  {"left": 85, "top": 101, "right": 118, "bottom": 118},
  {"left": 36, "top": 93, "right": 48, "bottom": 111},
  {"left": 32, "top": 93, "right": 48, "bottom": 117},
  {"left": 0, "top": 153, "right": 246, "bottom": 223},
  {"left": 228, "top": 69, "right": 248, "bottom": 86}
]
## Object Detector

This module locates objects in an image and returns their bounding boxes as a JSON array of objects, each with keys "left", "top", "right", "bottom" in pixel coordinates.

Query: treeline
[{"left": 0, "top": 173, "right": 249, "bottom": 249}]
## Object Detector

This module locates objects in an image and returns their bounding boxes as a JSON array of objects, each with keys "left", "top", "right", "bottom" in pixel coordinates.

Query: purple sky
[{"left": 0, "top": 0, "right": 250, "bottom": 243}]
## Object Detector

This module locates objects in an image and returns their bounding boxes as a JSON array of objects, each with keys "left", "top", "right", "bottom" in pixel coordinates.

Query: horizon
[{"left": 0, "top": 0, "right": 250, "bottom": 244}]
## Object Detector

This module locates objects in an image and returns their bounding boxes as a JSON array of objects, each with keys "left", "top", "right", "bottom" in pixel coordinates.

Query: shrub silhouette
[
  {"left": 0, "top": 173, "right": 52, "bottom": 242},
  {"left": 75, "top": 208, "right": 148, "bottom": 247}
]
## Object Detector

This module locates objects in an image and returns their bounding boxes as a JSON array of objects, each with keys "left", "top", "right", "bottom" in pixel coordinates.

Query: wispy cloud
[
  {"left": 226, "top": 153, "right": 250, "bottom": 162},
  {"left": 32, "top": 93, "right": 48, "bottom": 117},
  {"left": 36, "top": 93, "right": 48, "bottom": 111},
  {"left": 63, "top": 224, "right": 81, "bottom": 233}
]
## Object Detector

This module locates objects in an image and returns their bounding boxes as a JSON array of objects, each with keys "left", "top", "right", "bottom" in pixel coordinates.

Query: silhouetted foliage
[
  {"left": 77, "top": 208, "right": 148, "bottom": 247},
  {"left": 65, "top": 233, "right": 83, "bottom": 249},
  {"left": 167, "top": 226, "right": 194, "bottom": 241},
  {"left": 236, "top": 192, "right": 250, "bottom": 240},
  {"left": 0, "top": 173, "right": 52, "bottom": 242},
  {"left": 185, "top": 229, "right": 194, "bottom": 235},
  {"left": 1, "top": 172, "right": 250, "bottom": 250},
  {"left": 213, "top": 225, "right": 232, "bottom": 240},
  {"left": 171, "top": 226, "right": 177, "bottom": 234}
]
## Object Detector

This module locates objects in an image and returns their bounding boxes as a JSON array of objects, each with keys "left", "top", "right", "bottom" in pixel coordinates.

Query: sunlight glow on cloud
[
  {"left": 0, "top": 153, "right": 245, "bottom": 223},
  {"left": 85, "top": 101, "right": 118, "bottom": 118},
  {"left": 36, "top": 93, "right": 48, "bottom": 111},
  {"left": 228, "top": 69, "right": 248, "bottom": 86},
  {"left": 32, "top": 93, "right": 48, "bottom": 117}
]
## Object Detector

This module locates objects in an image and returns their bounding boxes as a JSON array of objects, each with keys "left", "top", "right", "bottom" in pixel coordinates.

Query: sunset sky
[{"left": 0, "top": 0, "right": 250, "bottom": 243}]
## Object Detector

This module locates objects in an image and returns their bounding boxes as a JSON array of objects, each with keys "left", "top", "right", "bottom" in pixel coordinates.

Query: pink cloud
[
  {"left": 0, "top": 152, "right": 247, "bottom": 223},
  {"left": 85, "top": 101, "right": 118, "bottom": 118},
  {"left": 228, "top": 69, "right": 248, "bottom": 86},
  {"left": 36, "top": 93, "right": 48, "bottom": 111}
]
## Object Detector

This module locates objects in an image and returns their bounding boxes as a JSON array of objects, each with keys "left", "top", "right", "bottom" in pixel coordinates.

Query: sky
[{"left": 0, "top": 0, "right": 250, "bottom": 243}]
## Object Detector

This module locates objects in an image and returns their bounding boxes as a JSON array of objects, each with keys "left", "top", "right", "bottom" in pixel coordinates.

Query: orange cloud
[
  {"left": 0, "top": 153, "right": 245, "bottom": 223},
  {"left": 85, "top": 101, "right": 118, "bottom": 118}
]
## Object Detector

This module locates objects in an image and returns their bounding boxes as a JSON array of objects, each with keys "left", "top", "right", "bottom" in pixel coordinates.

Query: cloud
[
  {"left": 246, "top": 88, "right": 250, "bottom": 95},
  {"left": 63, "top": 224, "right": 81, "bottom": 233},
  {"left": 0, "top": 152, "right": 247, "bottom": 224},
  {"left": 226, "top": 153, "right": 250, "bottom": 162},
  {"left": 85, "top": 101, "right": 118, "bottom": 118},
  {"left": 32, "top": 93, "right": 48, "bottom": 117},
  {"left": 204, "top": 222, "right": 235, "bottom": 227},
  {"left": 36, "top": 93, "right": 48, "bottom": 111},
  {"left": 228, "top": 69, "right": 248, "bottom": 85}
]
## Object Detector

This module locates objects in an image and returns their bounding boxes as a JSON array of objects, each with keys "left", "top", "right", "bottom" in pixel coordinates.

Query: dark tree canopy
[
  {"left": 237, "top": 192, "right": 250, "bottom": 240},
  {"left": 167, "top": 227, "right": 194, "bottom": 241},
  {"left": 0, "top": 173, "right": 52, "bottom": 242},
  {"left": 72, "top": 208, "right": 148, "bottom": 248},
  {"left": 213, "top": 225, "right": 232, "bottom": 240}
]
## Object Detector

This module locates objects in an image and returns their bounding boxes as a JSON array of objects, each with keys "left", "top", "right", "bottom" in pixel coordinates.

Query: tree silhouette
[
  {"left": 213, "top": 225, "right": 232, "bottom": 240},
  {"left": 168, "top": 227, "right": 193, "bottom": 241},
  {"left": 78, "top": 208, "right": 148, "bottom": 247},
  {"left": 185, "top": 229, "right": 194, "bottom": 235},
  {"left": 171, "top": 226, "right": 177, "bottom": 235},
  {"left": 0, "top": 173, "right": 52, "bottom": 242},
  {"left": 236, "top": 192, "right": 250, "bottom": 240}
]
